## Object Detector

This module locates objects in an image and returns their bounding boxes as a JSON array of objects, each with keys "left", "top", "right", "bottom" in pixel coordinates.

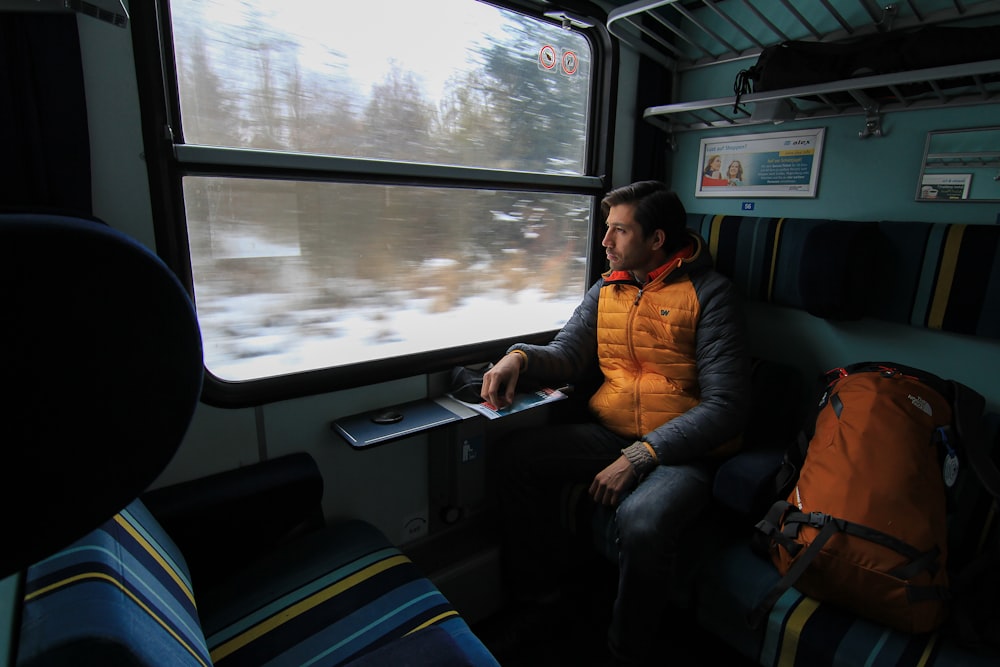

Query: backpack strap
[
  {"left": 751, "top": 500, "right": 800, "bottom": 558},
  {"left": 747, "top": 508, "right": 946, "bottom": 630},
  {"left": 732, "top": 67, "right": 754, "bottom": 112},
  {"left": 748, "top": 512, "right": 842, "bottom": 630},
  {"left": 781, "top": 513, "right": 942, "bottom": 578}
]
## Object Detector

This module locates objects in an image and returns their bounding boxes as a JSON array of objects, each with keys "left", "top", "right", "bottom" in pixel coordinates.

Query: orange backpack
[{"left": 749, "top": 362, "right": 975, "bottom": 634}]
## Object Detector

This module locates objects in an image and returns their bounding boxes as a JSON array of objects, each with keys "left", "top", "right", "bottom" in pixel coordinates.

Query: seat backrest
[
  {"left": 16, "top": 499, "right": 212, "bottom": 667},
  {"left": 0, "top": 212, "right": 204, "bottom": 578}
]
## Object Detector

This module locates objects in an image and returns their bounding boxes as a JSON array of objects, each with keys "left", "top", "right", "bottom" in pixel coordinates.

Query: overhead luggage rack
[
  {"left": 608, "top": 0, "right": 1000, "bottom": 140},
  {"left": 645, "top": 59, "right": 1000, "bottom": 140}
]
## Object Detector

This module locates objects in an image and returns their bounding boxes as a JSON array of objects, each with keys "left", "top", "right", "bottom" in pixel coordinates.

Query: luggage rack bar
[
  {"left": 610, "top": 0, "right": 1000, "bottom": 144},
  {"left": 643, "top": 59, "right": 1000, "bottom": 141}
]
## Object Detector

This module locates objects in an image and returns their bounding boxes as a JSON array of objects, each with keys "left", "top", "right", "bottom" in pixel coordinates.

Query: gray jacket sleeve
[
  {"left": 644, "top": 270, "right": 752, "bottom": 464},
  {"left": 507, "top": 280, "right": 601, "bottom": 385}
]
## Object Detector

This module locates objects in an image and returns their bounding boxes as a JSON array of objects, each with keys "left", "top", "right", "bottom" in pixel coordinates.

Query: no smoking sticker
[
  {"left": 538, "top": 45, "right": 557, "bottom": 70},
  {"left": 538, "top": 45, "right": 579, "bottom": 76},
  {"left": 561, "top": 50, "right": 578, "bottom": 75}
]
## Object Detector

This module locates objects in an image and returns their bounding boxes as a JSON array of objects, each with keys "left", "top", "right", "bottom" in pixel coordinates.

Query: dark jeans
[{"left": 497, "top": 421, "right": 715, "bottom": 665}]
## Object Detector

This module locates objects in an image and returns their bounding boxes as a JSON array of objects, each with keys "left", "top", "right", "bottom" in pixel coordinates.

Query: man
[{"left": 481, "top": 180, "right": 750, "bottom": 665}]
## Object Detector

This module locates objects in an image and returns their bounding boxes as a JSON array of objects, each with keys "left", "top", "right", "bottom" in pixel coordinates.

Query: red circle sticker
[
  {"left": 538, "top": 44, "right": 557, "bottom": 70},
  {"left": 562, "top": 50, "right": 579, "bottom": 75}
]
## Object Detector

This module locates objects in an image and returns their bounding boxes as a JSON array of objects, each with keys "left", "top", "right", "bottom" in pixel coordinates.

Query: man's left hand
[{"left": 589, "top": 455, "right": 636, "bottom": 507}]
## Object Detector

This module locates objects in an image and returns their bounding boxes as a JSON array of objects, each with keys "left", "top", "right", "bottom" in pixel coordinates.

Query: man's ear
[{"left": 650, "top": 228, "right": 666, "bottom": 250}]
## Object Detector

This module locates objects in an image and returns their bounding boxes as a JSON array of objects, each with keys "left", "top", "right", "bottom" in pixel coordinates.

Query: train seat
[
  {"left": 0, "top": 211, "right": 204, "bottom": 579},
  {"left": 4, "top": 212, "right": 498, "bottom": 667},
  {"left": 16, "top": 490, "right": 498, "bottom": 667},
  {"left": 687, "top": 213, "right": 1000, "bottom": 339},
  {"left": 563, "top": 208, "right": 1000, "bottom": 665},
  {"left": 572, "top": 365, "right": 1000, "bottom": 667},
  {"left": 695, "top": 411, "right": 1000, "bottom": 667},
  {"left": 683, "top": 213, "right": 1000, "bottom": 665}
]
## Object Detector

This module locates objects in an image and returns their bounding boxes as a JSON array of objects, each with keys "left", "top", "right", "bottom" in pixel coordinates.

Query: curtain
[{"left": 0, "top": 12, "right": 91, "bottom": 214}]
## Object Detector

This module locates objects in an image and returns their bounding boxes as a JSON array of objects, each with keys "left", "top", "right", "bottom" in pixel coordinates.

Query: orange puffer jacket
[
  {"left": 589, "top": 264, "right": 701, "bottom": 439},
  {"left": 509, "top": 231, "right": 751, "bottom": 464}
]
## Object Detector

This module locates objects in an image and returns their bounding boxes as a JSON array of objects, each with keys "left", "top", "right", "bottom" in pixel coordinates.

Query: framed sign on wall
[
  {"left": 917, "top": 126, "right": 1000, "bottom": 202},
  {"left": 919, "top": 173, "right": 972, "bottom": 200},
  {"left": 695, "top": 128, "right": 826, "bottom": 198}
]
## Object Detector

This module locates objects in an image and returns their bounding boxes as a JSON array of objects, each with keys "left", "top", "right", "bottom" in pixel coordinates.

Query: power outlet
[{"left": 401, "top": 511, "right": 428, "bottom": 543}]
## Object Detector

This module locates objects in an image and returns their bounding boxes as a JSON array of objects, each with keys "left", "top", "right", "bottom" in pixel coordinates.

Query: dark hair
[{"left": 601, "top": 181, "right": 688, "bottom": 254}]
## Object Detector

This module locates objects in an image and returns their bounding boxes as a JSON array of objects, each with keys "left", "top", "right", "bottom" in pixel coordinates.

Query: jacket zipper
[{"left": 629, "top": 286, "right": 642, "bottom": 434}]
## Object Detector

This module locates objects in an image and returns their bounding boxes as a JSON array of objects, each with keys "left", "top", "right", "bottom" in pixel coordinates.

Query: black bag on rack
[
  {"left": 735, "top": 40, "right": 867, "bottom": 94},
  {"left": 733, "top": 25, "right": 1000, "bottom": 104}
]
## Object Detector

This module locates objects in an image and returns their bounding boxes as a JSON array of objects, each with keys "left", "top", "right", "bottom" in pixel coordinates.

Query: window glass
[
  {"left": 167, "top": 0, "right": 599, "bottom": 383},
  {"left": 171, "top": 0, "right": 591, "bottom": 173},
  {"left": 184, "top": 178, "right": 590, "bottom": 380}
]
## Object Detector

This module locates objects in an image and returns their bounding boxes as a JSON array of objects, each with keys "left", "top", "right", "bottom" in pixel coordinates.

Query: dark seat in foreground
[
  {"left": 4, "top": 212, "right": 498, "bottom": 667},
  {"left": 19, "top": 456, "right": 498, "bottom": 667}
]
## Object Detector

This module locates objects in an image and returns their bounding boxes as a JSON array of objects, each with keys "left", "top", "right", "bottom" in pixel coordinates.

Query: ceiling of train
[{"left": 542, "top": 0, "right": 1000, "bottom": 69}]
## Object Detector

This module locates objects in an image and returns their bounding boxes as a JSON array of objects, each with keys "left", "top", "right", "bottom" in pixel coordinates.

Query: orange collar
[
  {"left": 607, "top": 241, "right": 694, "bottom": 284},
  {"left": 647, "top": 242, "right": 694, "bottom": 281}
]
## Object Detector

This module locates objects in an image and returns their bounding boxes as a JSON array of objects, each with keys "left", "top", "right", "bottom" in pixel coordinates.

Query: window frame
[{"left": 131, "top": 0, "right": 616, "bottom": 408}]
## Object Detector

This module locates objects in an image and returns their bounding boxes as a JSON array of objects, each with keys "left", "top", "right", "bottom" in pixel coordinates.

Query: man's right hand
[{"left": 481, "top": 352, "right": 522, "bottom": 409}]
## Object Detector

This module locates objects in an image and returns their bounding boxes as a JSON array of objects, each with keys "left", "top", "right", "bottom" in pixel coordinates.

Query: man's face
[{"left": 602, "top": 203, "right": 662, "bottom": 274}]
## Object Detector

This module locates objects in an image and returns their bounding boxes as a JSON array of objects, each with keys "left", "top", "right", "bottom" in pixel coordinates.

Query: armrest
[{"left": 141, "top": 452, "right": 324, "bottom": 588}]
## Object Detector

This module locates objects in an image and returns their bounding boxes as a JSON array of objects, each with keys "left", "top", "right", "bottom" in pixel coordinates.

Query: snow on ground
[{"left": 202, "top": 286, "right": 579, "bottom": 381}]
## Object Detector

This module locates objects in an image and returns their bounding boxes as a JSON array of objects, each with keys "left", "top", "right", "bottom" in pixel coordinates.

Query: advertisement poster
[
  {"left": 695, "top": 128, "right": 825, "bottom": 198},
  {"left": 918, "top": 173, "right": 971, "bottom": 200}
]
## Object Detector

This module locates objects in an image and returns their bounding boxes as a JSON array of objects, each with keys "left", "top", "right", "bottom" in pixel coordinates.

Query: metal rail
[{"left": 607, "top": 0, "right": 1000, "bottom": 141}]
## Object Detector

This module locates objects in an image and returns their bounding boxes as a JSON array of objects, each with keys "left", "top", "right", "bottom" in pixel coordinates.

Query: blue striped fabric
[
  {"left": 689, "top": 213, "right": 787, "bottom": 304},
  {"left": 914, "top": 223, "right": 951, "bottom": 329},
  {"left": 698, "top": 542, "right": 999, "bottom": 667},
  {"left": 915, "top": 223, "right": 1000, "bottom": 337},
  {"left": 199, "top": 519, "right": 499, "bottom": 667},
  {"left": 697, "top": 413, "right": 1000, "bottom": 667},
  {"left": 17, "top": 500, "right": 211, "bottom": 667},
  {"left": 689, "top": 213, "right": 867, "bottom": 315},
  {"left": 18, "top": 507, "right": 498, "bottom": 667},
  {"left": 757, "top": 586, "right": 947, "bottom": 667},
  {"left": 873, "top": 221, "right": 1000, "bottom": 337},
  {"left": 688, "top": 214, "right": 1000, "bottom": 339}
]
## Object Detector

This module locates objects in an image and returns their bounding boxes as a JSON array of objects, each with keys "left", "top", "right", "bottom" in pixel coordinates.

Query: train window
[{"left": 155, "top": 0, "right": 607, "bottom": 398}]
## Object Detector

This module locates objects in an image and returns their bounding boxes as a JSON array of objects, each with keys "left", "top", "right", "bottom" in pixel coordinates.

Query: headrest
[{"left": 0, "top": 213, "right": 204, "bottom": 578}]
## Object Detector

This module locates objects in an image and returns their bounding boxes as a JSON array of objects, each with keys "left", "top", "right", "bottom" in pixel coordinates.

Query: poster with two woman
[{"left": 696, "top": 128, "right": 825, "bottom": 198}]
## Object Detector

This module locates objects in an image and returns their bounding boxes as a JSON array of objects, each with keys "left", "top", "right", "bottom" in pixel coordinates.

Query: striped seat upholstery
[
  {"left": 690, "top": 213, "right": 880, "bottom": 320},
  {"left": 199, "top": 519, "right": 496, "bottom": 666},
  {"left": 688, "top": 214, "right": 1000, "bottom": 338},
  {"left": 695, "top": 413, "right": 1000, "bottom": 667},
  {"left": 17, "top": 501, "right": 499, "bottom": 667},
  {"left": 875, "top": 222, "right": 1000, "bottom": 337},
  {"left": 689, "top": 213, "right": 790, "bottom": 305},
  {"left": 17, "top": 500, "right": 212, "bottom": 667},
  {"left": 697, "top": 543, "right": 1000, "bottom": 667}
]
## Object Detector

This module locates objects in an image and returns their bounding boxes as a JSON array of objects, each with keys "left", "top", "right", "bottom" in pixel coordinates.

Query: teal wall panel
[{"left": 667, "top": 59, "right": 1000, "bottom": 223}]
